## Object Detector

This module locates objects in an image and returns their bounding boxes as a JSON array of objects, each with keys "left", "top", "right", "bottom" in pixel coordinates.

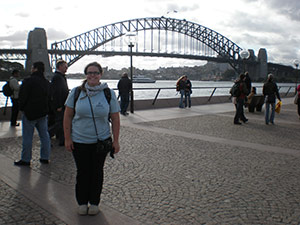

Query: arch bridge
[
  {"left": 50, "top": 17, "right": 244, "bottom": 71},
  {"left": 1, "top": 17, "right": 280, "bottom": 78}
]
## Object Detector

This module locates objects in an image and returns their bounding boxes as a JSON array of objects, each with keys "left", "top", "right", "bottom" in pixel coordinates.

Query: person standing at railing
[
  {"left": 185, "top": 76, "right": 192, "bottom": 108},
  {"left": 176, "top": 75, "right": 187, "bottom": 108},
  {"left": 9, "top": 69, "right": 20, "bottom": 126},
  {"left": 117, "top": 72, "right": 132, "bottom": 116}
]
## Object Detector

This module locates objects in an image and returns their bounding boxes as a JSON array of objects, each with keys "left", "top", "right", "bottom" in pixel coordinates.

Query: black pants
[
  {"left": 10, "top": 98, "right": 19, "bottom": 125},
  {"left": 120, "top": 92, "right": 129, "bottom": 114},
  {"left": 54, "top": 109, "right": 65, "bottom": 145},
  {"left": 72, "top": 142, "right": 108, "bottom": 205},
  {"left": 234, "top": 98, "right": 247, "bottom": 123}
]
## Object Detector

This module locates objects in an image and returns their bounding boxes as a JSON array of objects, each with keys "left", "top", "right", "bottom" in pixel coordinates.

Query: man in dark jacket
[
  {"left": 117, "top": 73, "right": 132, "bottom": 115},
  {"left": 49, "top": 60, "right": 69, "bottom": 145},
  {"left": 14, "top": 61, "right": 51, "bottom": 166},
  {"left": 233, "top": 73, "right": 249, "bottom": 125},
  {"left": 263, "top": 73, "right": 281, "bottom": 125}
]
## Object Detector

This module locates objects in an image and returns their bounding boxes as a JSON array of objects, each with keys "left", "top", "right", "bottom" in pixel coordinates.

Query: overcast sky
[{"left": 1, "top": 0, "right": 300, "bottom": 73}]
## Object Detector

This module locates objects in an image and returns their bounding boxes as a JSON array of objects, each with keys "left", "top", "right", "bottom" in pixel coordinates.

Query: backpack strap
[
  {"left": 103, "top": 88, "right": 112, "bottom": 122},
  {"left": 103, "top": 88, "right": 111, "bottom": 105},
  {"left": 73, "top": 86, "right": 82, "bottom": 113},
  {"left": 73, "top": 86, "right": 112, "bottom": 120}
]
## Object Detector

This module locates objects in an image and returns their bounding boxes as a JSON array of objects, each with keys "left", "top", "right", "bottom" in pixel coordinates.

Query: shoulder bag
[{"left": 87, "top": 95, "right": 114, "bottom": 158}]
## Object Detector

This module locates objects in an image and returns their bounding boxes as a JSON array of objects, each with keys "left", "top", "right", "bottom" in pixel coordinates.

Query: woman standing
[
  {"left": 64, "top": 62, "right": 120, "bottom": 215},
  {"left": 176, "top": 75, "right": 187, "bottom": 108}
]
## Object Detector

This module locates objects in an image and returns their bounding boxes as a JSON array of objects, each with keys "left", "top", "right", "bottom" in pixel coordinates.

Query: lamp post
[
  {"left": 126, "top": 32, "right": 137, "bottom": 113},
  {"left": 294, "top": 59, "right": 299, "bottom": 94},
  {"left": 240, "top": 49, "right": 250, "bottom": 73}
]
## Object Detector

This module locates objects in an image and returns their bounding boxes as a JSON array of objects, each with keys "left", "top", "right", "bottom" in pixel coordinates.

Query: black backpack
[
  {"left": 2, "top": 81, "right": 13, "bottom": 97},
  {"left": 230, "top": 82, "right": 241, "bottom": 97}
]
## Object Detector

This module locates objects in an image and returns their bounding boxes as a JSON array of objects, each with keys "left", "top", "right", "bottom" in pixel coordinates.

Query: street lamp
[
  {"left": 240, "top": 49, "right": 250, "bottom": 73},
  {"left": 294, "top": 59, "right": 299, "bottom": 94},
  {"left": 125, "top": 32, "right": 137, "bottom": 113}
]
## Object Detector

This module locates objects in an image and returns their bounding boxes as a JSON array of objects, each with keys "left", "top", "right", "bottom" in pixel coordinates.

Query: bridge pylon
[{"left": 25, "top": 28, "right": 52, "bottom": 78}]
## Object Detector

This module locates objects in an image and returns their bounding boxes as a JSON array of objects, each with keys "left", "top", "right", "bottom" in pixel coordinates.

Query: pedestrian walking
[
  {"left": 263, "top": 73, "right": 281, "bottom": 125},
  {"left": 117, "top": 72, "right": 132, "bottom": 116},
  {"left": 63, "top": 62, "right": 120, "bottom": 216},
  {"left": 14, "top": 62, "right": 51, "bottom": 166},
  {"left": 232, "top": 73, "right": 248, "bottom": 125}
]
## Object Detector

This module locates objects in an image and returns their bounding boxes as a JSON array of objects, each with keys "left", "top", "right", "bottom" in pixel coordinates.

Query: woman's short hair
[{"left": 84, "top": 62, "right": 103, "bottom": 75}]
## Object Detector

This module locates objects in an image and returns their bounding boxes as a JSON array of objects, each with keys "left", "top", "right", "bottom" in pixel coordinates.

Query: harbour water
[{"left": 0, "top": 79, "right": 295, "bottom": 108}]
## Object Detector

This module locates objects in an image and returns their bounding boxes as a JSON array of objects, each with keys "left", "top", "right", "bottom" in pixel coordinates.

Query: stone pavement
[{"left": 0, "top": 97, "right": 300, "bottom": 224}]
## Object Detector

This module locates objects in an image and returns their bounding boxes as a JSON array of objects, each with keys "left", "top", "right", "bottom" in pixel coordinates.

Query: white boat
[{"left": 132, "top": 75, "right": 156, "bottom": 83}]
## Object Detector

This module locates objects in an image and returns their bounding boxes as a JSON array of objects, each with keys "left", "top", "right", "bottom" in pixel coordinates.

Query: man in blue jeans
[
  {"left": 14, "top": 62, "right": 51, "bottom": 166},
  {"left": 263, "top": 73, "right": 281, "bottom": 125}
]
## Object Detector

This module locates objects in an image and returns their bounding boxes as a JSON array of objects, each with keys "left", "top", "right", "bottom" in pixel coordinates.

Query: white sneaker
[
  {"left": 88, "top": 205, "right": 99, "bottom": 215},
  {"left": 78, "top": 205, "right": 88, "bottom": 215}
]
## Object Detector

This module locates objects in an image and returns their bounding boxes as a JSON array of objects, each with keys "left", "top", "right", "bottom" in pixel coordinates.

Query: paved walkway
[{"left": 0, "top": 97, "right": 300, "bottom": 224}]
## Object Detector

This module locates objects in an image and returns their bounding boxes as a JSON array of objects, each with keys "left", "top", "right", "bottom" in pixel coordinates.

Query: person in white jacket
[{"left": 9, "top": 70, "right": 20, "bottom": 126}]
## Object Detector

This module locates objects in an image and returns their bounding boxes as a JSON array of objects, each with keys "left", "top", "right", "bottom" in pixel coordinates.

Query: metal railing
[
  {"left": 0, "top": 85, "right": 296, "bottom": 108},
  {"left": 127, "top": 85, "right": 296, "bottom": 106}
]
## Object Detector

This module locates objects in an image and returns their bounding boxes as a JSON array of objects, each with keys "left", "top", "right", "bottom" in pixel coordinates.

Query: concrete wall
[
  {"left": 257, "top": 48, "right": 268, "bottom": 79},
  {"left": 25, "top": 28, "right": 52, "bottom": 79},
  {"left": 0, "top": 96, "right": 232, "bottom": 121}
]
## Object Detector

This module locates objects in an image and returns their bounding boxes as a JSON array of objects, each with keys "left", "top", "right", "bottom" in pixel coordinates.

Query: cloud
[
  {"left": 166, "top": 3, "right": 199, "bottom": 13},
  {"left": 54, "top": 6, "right": 63, "bottom": 11},
  {"left": 243, "top": 0, "right": 300, "bottom": 21},
  {"left": 263, "top": 0, "right": 300, "bottom": 21},
  {"left": 46, "top": 28, "right": 69, "bottom": 42},
  {"left": 0, "top": 30, "right": 28, "bottom": 48},
  {"left": 15, "top": 12, "right": 29, "bottom": 18},
  {"left": 0, "top": 30, "right": 28, "bottom": 42}
]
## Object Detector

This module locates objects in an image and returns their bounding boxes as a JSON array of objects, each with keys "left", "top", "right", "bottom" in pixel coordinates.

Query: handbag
[
  {"left": 294, "top": 94, "right": 298, "bottom": 105},
  {"left": 275, "top": 101, "right": 282, "bottom": 114},
  {"left": 87, "top": 96, "right": 114, "bottom": 158}
]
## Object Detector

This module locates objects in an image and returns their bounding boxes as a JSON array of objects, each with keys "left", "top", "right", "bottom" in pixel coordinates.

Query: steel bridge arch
[{"left": 51, "top": 17, "right": 243, "bottom": 70}]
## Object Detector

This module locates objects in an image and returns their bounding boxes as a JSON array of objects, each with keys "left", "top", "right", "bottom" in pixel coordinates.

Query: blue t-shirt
[{"left": 65, "top": 84, "right": 120, "bottom": 144}]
